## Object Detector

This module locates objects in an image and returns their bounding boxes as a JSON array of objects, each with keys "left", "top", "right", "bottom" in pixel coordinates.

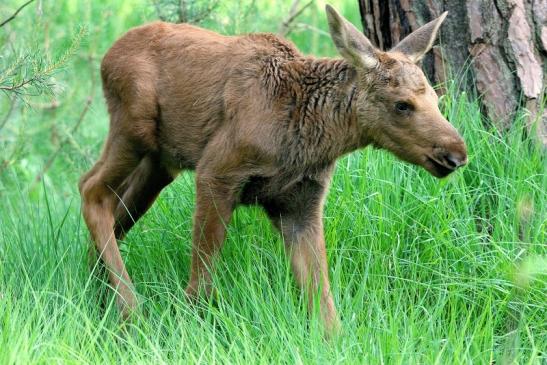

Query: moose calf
[{"left": 79, "top": 5, "right": 467, "bottom": 335}]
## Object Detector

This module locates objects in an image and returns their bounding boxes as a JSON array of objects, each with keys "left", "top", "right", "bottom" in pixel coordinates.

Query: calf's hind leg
[
  {"left": 79, "top": 134, "right": 145, "bottom": 318},
  {"left": 113, "top": 154, "right": 174, "bottom": 240}
]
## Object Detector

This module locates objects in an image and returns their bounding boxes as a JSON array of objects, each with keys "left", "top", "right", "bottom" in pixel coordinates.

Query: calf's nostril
[
  {"left": 444, "top": 153, "right": 466, "bottom": 169},
  {"left": 445, "top": 154, "right": 458, "bottom": 168}
]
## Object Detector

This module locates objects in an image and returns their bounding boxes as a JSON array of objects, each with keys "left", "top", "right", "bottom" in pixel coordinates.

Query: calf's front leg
[
  {"left": 264, "top": 171, "right": 340, "bottom": 336},
  {"left": 281, "top": 216, "right": 340, "bottom": 336}
]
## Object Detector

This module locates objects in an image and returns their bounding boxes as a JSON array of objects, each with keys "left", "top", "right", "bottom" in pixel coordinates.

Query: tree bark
[{"left": 358, "top": 0, "right": 546, "bottom": 144}]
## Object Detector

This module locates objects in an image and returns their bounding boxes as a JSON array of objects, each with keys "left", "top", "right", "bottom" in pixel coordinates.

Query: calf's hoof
[
  {"left": 184, "top": 279, "right": 214, "bottom": 302},
  {"left": 323, "top": 316, "right": 342, "bottom": 341},
  {"left": 115, "top": 288, "right": 138, "bottom": 320}
]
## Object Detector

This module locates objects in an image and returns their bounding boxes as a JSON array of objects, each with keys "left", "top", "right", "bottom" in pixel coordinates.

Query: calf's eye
[{"left": 395, "top": 102, "right": 412, "bottom": 113}]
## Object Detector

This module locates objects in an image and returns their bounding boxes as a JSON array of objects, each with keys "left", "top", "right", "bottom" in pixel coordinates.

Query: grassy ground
[{"left": 1, "top": 1, "right": 546, "bottom": 364}]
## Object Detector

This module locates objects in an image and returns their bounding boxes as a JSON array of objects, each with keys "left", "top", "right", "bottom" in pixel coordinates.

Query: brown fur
[{"left": 79, "top": 6, "right": 466, "bottom": 336}]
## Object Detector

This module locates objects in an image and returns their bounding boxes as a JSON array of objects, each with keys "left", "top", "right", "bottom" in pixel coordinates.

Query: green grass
[{"left": 1, "top": 1, "right": 546, "bottom": 364}]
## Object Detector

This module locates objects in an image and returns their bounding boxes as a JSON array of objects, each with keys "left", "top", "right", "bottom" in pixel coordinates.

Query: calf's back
[{"left": 100, "top": 22, "right": 302, "bottom": 172}]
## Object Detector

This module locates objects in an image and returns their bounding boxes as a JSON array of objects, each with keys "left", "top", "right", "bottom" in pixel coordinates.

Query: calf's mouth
[{"left": 425, "top": 156, "right": 456, "bottom": 178}]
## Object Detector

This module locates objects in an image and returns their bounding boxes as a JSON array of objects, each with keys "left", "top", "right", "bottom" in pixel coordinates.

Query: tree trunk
[{"left": 358, "top": 0, "right": 546, "bottom": 144}]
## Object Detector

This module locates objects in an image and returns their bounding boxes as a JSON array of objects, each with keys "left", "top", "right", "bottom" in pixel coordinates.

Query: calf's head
[{"left": 326, "top": 5, "right": 467, "bottom": 178}]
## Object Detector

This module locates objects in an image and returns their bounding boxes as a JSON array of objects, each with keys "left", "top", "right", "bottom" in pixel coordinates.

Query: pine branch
[
  {"left": 0, "top": 26, "right": 87, "bottom": 98},
  {"left": 278, "top": 0, "right": 313, "bottom": 37},
  {"left": 0, "top": 0, "right": 35, "bottom": 28}
]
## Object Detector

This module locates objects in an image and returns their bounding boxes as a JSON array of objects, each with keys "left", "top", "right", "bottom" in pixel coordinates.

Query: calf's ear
[
  {"left": 325, "top": 4, "right": 378, "bottom": 69},
  {"left": 391, "top": 12, "right": 448, "bottom": 63}
]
